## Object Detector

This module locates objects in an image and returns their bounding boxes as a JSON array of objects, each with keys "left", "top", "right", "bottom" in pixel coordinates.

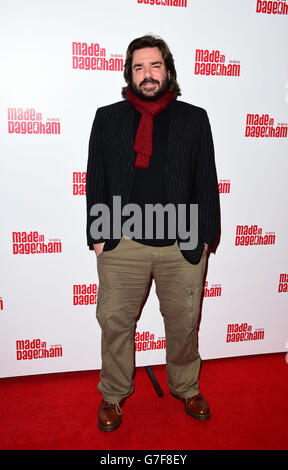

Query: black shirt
[{"left": 124, "top": 104, "right": 176, "bottom": 246}]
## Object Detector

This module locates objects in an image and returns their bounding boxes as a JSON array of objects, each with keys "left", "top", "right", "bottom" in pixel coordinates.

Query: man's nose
[{"left": 143, "top": 66, "right": 152, "bottom": 78}]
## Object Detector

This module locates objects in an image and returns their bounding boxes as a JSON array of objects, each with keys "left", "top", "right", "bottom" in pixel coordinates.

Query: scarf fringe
[{"left": 135, "top": 152, "right": 150, "bottom": 169}]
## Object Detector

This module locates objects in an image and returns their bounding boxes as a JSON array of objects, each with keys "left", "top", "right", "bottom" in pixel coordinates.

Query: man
[{"left": 86, "top": 35, "right": 220, "bottom": 432}]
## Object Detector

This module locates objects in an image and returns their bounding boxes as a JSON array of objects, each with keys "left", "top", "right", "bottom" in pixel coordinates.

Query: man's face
[{"left": 131, "top": 47, "right": 170, "bottom": 100}]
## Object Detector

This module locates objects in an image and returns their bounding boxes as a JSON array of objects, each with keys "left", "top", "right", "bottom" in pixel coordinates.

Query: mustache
[{"left": 139, "top": 78, "right": 160, "bottom": 87}]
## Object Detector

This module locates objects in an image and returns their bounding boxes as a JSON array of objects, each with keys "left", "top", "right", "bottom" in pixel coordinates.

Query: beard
[{"left": 131, "top": 75, "right": 170, "bottom": 102}]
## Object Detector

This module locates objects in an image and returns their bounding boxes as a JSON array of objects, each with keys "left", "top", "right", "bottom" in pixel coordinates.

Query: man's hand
[
  {"left": 93, "top": 242, "right": 105, "bottom": 256},
  {"left": 204, "top": 242, "right": 209, "bottom": 252}
]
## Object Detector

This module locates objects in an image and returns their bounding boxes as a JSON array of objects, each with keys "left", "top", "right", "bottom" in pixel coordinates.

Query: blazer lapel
[
  {"left": 167, "top": 100, "right": 184, "bottom": 167},
  {"left": 117, "top": 100, "right": 136, "bottom": 168}
]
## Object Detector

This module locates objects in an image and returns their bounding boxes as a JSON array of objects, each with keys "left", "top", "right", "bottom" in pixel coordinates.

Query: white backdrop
[{"left": 1, "top": 0, "right": 288, "bottom": 378}]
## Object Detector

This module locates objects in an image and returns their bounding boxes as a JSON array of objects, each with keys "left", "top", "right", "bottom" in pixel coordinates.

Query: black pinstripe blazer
[{"left": 86, "top": 99, "right": 220, "bottom": 264}]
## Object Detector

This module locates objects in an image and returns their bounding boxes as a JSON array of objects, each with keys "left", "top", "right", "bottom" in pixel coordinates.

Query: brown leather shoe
[
  {"left": 184, "top": 394, "right": 211, "bottom": 420},
  {"left": 97, "top": 399, "right": 124, "bottom": 432}
]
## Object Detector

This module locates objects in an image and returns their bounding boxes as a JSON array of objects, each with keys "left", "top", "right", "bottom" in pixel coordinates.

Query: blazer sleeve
[
  {"left": 86, "top": 108, "right": 107, "bottom": 248},
  {"left": 194, "top": 109, "right": 220, "bottom": 248}
]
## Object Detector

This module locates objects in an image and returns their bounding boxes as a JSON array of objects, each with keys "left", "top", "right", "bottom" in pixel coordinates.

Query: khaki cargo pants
[{"left": 96, "top": 236, "right": 207, "bottom": 403}]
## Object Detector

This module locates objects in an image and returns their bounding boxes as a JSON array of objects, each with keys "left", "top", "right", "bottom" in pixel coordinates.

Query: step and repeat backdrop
[{"left": 1, "top": 0, "right": 288, "bottom": 378}]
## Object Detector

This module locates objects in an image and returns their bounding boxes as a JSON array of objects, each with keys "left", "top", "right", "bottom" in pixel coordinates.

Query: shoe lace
[{"left": 113, "top": 403, "right": 122, "bottom": 415}]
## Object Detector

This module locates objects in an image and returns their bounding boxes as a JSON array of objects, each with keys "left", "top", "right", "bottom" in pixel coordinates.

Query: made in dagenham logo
[
  {"left": 12, "top": 231, "right": 62, "bottom": 255},
  {"left": 256, "top": 0, "right": 288, "bottom": 15},
  {"left": 135, "top": 331, "right": 166, "bottom": 352},
  {"left": 8, "top": 108, "right": 60, "bottom": 135},
  {"left": 226, "top": 322, "right": 264, "bottom": 343},
  {"left": 194, "top": 49, "right": 240, "bottom": 77},
  {"left": 245, "top": 114, "right": 288, "bottom": 138},
  {"left": 278, "top": 273, "right": 288, "bottom": 293},
  {"left": 73, "top": 171, "right": 86, "bottom": 195},
  {"left": 72, "top": 42, "right": 123, "bottom": 71},
  {"left": 137, "top": 0, "right": 188, "bottom": 7},
  {"left": 73, "top": 283, "right": 97, "bottom": 305},
  {"left": 219, "top": 179, "right": 231, "bottom": 194},
  {"left": 16, "top": 338, "right": 63, "bottom": 360},
  {"left": 235, "top": 225, "right": 275, "bottom": 246},
  {"left": 204, "top": 281, "right": 222, "bottom": 298}
]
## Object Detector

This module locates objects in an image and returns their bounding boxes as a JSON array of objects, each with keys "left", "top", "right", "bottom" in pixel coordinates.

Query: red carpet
[{"left": 0, "top": 353, "right": 287, "bottom": 450}]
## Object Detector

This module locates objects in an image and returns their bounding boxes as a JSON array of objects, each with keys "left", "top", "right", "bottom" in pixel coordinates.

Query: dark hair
[{"left": 122, "top": 35, "right": 181, "bottom": 99}]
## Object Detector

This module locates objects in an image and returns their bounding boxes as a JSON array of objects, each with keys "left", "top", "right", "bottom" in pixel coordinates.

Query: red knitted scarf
[{"left": 127, "top": 88, "right": 175, "bottom": 169}]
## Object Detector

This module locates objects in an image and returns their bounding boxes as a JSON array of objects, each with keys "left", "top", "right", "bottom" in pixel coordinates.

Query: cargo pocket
[
  {"left": 96, "top": 288, "right": 108, "bottom": 323},
  {"left": 185, "top": 286, "right": 202, "bottom": 330}
]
